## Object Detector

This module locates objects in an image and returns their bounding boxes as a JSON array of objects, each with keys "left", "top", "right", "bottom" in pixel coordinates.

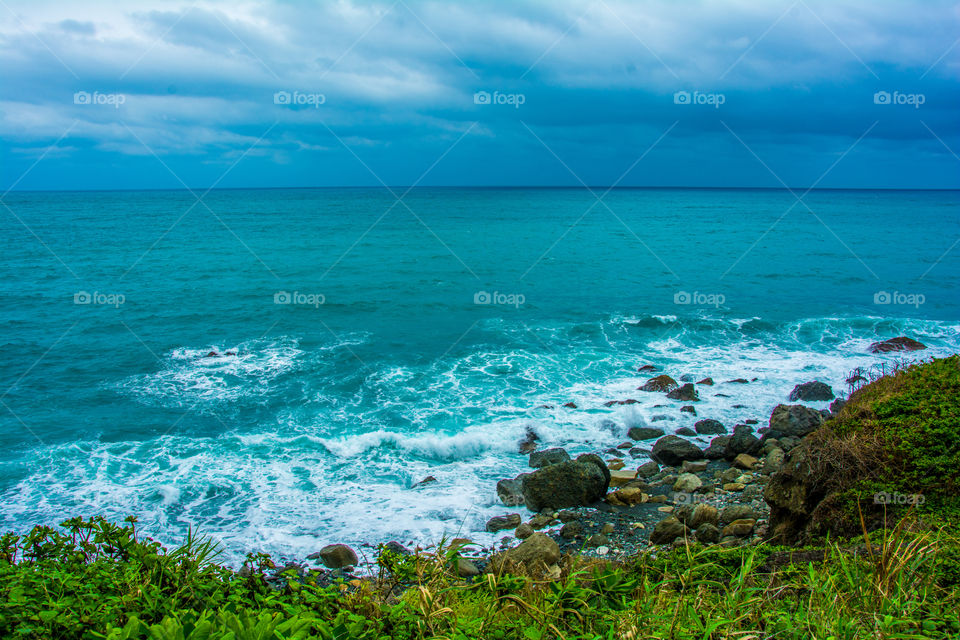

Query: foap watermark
[
  {"left": 74, "top": 291, "right": 125, "bottom": 307},
  {"left": 274, "top": 291, "right": 325, "bottom": 307},
  {"left": 874, "top": 491, "right": 924, "bottom": 506},
  {"left": 474, "top": 290, "right": 525, "bottom": 308},
  {"left": 674, "top": 290, "right": 725, "bottom": 308},
  {"left": 73, "top": 91, "right": 125, "bottom": 109},
  {"left": 873, "top": 91, "right": 925, "bottom": 108},
  {"left": 274, "top": 90, "right": 325, "bottom": 108},
  {"left": 473, "top": 90, "right": 526, "bottom": 108},
  {"left": 873, "top": 290, "right": 925, "bottom": 308},
  {"left": 673, "top": 90, "right": 725, "bottom": 108},
  {"left": 672, "top": 492, "right": 710, "bottom": 506}
]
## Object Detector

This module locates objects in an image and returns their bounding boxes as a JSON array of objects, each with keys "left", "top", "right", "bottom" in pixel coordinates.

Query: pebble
[{"left": 596, "top": 546, "right": 609, "bottom": 556}]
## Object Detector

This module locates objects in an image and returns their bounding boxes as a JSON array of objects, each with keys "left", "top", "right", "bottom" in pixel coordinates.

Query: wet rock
[
  {"left": 637, "top": 461, "right": 660, "bottom": 478},
  {"left": 518, "top": 427, "right": 540, "bottom": 454},
  {"left": 637, "top": 364, "right": 659, "bottom": 373},
  {"left": 696, "top": 523, "right": 721, "bottom": 543},
  {"left": 689, "top": 504, "right": 719, "bottom": 529},
  {"left": 666, "top": 383, "right": 699, "bottom": 401},
  {"left": 514, "top": 523, "right": 534, "bottom": 539},
  {"left": 726, "top": 378, "right": 749, "bottom": 384},
  {"left": 868, "top": 336, "right": 926, "bottom": 353},
  {"left": 722, "top": 519, "right": 756, "bottom": 537},
  {"left": 560, "top": 521, "right": 584, "bottom": 539},
  {"left": 704, "top": 436, "right": 731, "bottom": 459},
  {"left": 680, "top": 405, "right": 697, "bottom": 415},
  {"left": 695, "top": 419, "right": 726, "bottom": 435},
  {"left": 576, "top": 453, "right": 612, "bottom": 486},
  {"left": 673, "top": 473, "right": 703, "bottom": 493},
  {"left": 319, "top": 544, "right": 358, "bottom": 569},
  {"left": 413, "top": 476, "right": 437, "bottom": 488},
  {"left": 562, "top": 402, "right": 577, "bottom": 408},
  {"left": 497, "top": 478, "right": 526, "bottom": 507},
  {"left": 521, "top": 460, "right": 609, "bottom": 511},
  {"left": 639, "top": 375, "right": 679, "bottom": 392},
  {"left": 697, "top": 377, "right": 714, "bottom": 385},
  {"left": 650, "top": 516, "right": 691, "bottom": 544},
  {"left": 652, "top": 435, "right": 704, "bottom": 466},
  {"left": 529, "top": 447, "right": 571, "bottom": 468},
  {"left": 486, "top": 514, "right": 522, "bottom": 532},
  {"left": 768, "top": 404, "right": 824, "bottom": 438},
  {"left": 788, "top": 381, "right": 835, "bottom": 402},
  {"left": 604, "top": 399, "right": 639, "bottom": 407},
  {"left": 487, "top": 533, "right": 560, "bottom": 573},
  {"left": 675, "top": 427, "right": 697, "bottom": 437}
]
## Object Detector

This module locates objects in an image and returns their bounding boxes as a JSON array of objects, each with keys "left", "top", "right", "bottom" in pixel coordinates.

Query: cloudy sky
[{"left": 1, "top": 0, "right": 958, "bottom": 190}]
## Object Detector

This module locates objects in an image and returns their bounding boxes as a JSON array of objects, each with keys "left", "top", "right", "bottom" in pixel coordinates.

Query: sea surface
[{"left": 1, "top": 187, "right": 958, "bottom": 563}]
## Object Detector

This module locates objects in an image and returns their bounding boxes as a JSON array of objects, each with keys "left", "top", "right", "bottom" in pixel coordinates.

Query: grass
[{"left": 1, "top": 515, "right": 958, "bottom": 639}]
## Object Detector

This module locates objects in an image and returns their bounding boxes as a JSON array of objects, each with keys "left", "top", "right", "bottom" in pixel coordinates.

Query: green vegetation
[
  {"left": 805, "top": 355, "right": 960, "bottom": 535},
  {"left": 1, "top": 516, "right": 958, "bottom": 639}
]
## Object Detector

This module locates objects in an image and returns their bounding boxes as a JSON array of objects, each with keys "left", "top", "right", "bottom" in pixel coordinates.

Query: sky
[{"left": 0, "top": 0, "right": 958, "bottom": 190}]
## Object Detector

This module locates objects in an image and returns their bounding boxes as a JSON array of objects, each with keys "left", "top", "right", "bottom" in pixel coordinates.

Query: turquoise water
[{"left": 1, "top": 187, "right": 958, "bottom": 561}]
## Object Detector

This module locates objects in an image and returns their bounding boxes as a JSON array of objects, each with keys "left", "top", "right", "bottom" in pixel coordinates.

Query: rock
[
  {"left": 694, "top": 419, "right": 725, "bottom": 435},
  {"left": 595, "top": 546, "right": 609, "bottom": 556},
  {"left": 829, "top": 398, "right": 846, "bottom": 415},
  {"left": 637, "top": 364, "right": 659, "bottom": 373},
  {"left": 680, "top": 405, "right": 696, "bottom": 415},
  {"left": 721, "top": 505, "right": 758, "bottom": 524},
  {"left": 733, "top": 453, "right": 759, "bottom": 470},
  {"left": 514, "top": 523, "right": 534, "bottom": 539},
  {"left": 607, "top": 459, "right": 625, "bottom": 471},
  {"left": 722, "top": 482, "right": 746, "bottom": 492},
  {"left": 557, "top": 510, "right": 579, "bottom": 522},
  {"left": 697, "top": 377, "right": 714, "bottom": 385},
  {"left": 562, "top": 402, "right": 577, "bottom": 408},
  {"left": 673, "top": 473, "right": 703, "bottom": 493},
  {"left": 650, "top": 517, "right": 691, "bottom": 544},
  {"left": 868, "top": 336, "right": 927, "bottom": 353},
  {"left": 768, "top": 404, "right": 824, "bottom": 438},
  {"left": 680, "top": 460, "right": 708, "bottom": 473},
  {"left": 609, "top": 469, "right": 638, "bottom": 487},
  {"left": 666, "top": 383, "right": 699, "bottom": 401},
  {"left": 204, "top": 351, "right": 219, "bottom": 358},
  {"left": 720, "top": 467, "right": 741, "bottom": 483},
  {"left": 605, "top": 486, "right": 647, "bottom": 506},
  {"left": 637, "top": 461, "right": 660, "bottom": 477},
  {"left": 604, "top": 399, "right": 639, "bottom": 407},
  {"left": 413, "top": 476, "right": 437, "bottom": 488},
  {"left": 651, "top": 435, "right": 704, "bottom": 466},
  {"left": 585, "top": 534, "right": 609, "bottom": 548},
  {"left": 521, "top": 460, "right": 609, "bottom": 512},
  {"left": 383, "top": 541, "right": 412, "bottom": 557},
  {"left": 726, "top": 425, "right": 761, "bottom": 458},
  {"left": 518, "top": 427, "right": 540, "bottom": 454},
  {"left": 639, "top": 375, "right": 679, "bottom": 392},
  {"left": 486, "top": 514, "right": 522, "bottom": 532},
  {"left": 319, "top": 544, "right": 358, "bottom": 569},
  {"left": 456, "top": 557, "right": 480, "bottom": 577},
  {"left": 726, "top": 378, "right": 749, "bottom": 384},
  {"left": 696, "top": 523, "right": 721, "bottom": 543},
  {"left": 527, "top": 514, "right": 554, "bottom": 530},
  {"left": 628, "top": 426, "right": 665, "bottom": 441},
  {"left": 560, "top": 521, "right": 584, "bottom": 539},
  {"left": 496, "top": 478, "right": 526, "bottom": 507},
  {"left": 487, "top": 533, "right": 560, "bottom": 573},
  {"left": 722, "top": 519, "right": 756, "bottom": 537},
  {"left": 674, "top": 427, "right": 697, "bottom": 437},
  {"left": 680, "top": 374, "right": 695, "bottom": 382},
  {"left": 600, "top": 523, "right": 615, "bottom": 535},
  {"left": 788, "top": 381, "right": 835, "bottom": 402},
  {"left": 762, "top": 448, "right": 785, "bottom": 474},
  {"left": 704, "top": 436, "right": 731, "bottom": 459},
  {"left": 529, "top": 448, "right": 571, "bottom": 468},
  {"left": 576, "top": 453, "right": 612, "bottom": 486},
  {"left": 689, "top": 504, "right": 719, "bottom": 529}
]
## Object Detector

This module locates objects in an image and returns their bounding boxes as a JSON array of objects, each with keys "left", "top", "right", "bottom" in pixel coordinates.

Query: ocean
[{"left": 1, "top": 187, "right": 957, "bottom": 563}]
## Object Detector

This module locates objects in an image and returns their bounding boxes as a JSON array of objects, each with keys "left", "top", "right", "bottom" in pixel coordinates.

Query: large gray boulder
[
  {"left": 521, "top": 460, "right": 609, "bottom": 511},
  {"left": 528, "top": 447, "right": 570, "bottom": 468},
  {"left": 694, "top": 419, "right": 725, "bottom": 435},
  {"left": 651, "top": 435, "right": 703, "bottom": 466},
  {"left": 768, "top": 404, "right": 824, "bottom": 438},
  {"left": 788, "top": 381, "right": 835, "bottom": 402}
]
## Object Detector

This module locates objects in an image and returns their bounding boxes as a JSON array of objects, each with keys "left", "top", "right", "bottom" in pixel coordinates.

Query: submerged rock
[
  {"left": 868, "top": 336, "right": 926, "bottom": 353},
  {"left": 666, "top": 383, "right": 699, "bottom": 401},
  {"left": 639, "top": 375, "right": 679, "bottom": 392}
]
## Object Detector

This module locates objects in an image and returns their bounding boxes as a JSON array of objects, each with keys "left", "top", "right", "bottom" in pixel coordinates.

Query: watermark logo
[
  {"left": 274, "top": 90, "right": 325, "bottom": 108},
  {"left": 473, "top": 90, "right": 525, "bottom": 108},
  {"left": 874, "top": 491, "right": 924, "bottom": 506},
  {"left": 74, "top": 291, "right": 125, "bottom": 307},
  {"left": 674, "top": 290, "right": 725, "bottom": 307},
  {"left": 274, "top": 291, "right": 325, "bottom": 307},
  {"left": 873, "top": 91, "right": 924, "bottom": 108},
  {"left": 873, "top": 290, "right": 925, "bottom": 308},
  {"left": 672, "top": 492, "right": 710, "bottom": 506},
  {"left": 73, "top": 91, "right": 125, "bottom": 109},
  {"left": 474, "top": 290, "right": 525, "bottom": 308},
  {"left": 673, "top": 90, "right": 725, "bottom": 108}
]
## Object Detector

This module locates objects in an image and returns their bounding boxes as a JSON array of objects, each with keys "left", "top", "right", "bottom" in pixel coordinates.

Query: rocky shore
[{"left": 264, "top": 336, "right": 929, "bottom": 583}]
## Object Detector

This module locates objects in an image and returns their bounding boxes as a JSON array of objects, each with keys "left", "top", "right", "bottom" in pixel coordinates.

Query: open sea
[{"left": 1, "top": 187, "right": 958, "bottom": 563}]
